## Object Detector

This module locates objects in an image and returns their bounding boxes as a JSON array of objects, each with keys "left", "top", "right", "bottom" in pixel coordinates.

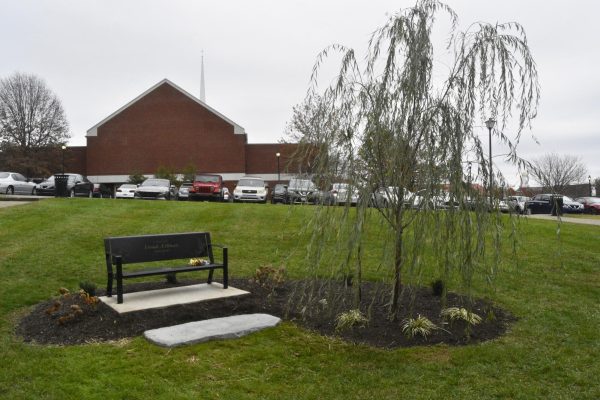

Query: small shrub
[
  {"left": 441, "top": 307, "right": 482, "bottom": 326},
  {"left": 45, "top": 300, "right": 62, "bottom": 315},
  {"left": 79, "top": 281, "right": 97, "bottom": 296},
  {"left": 430, "top": 279, "right": 445, "bottom": 297},
  {"left": 335, "top": 309, "right": 368, "bottom": 333},
  {"left": 165, "top": 273, "right": 178, "bottom": 284},
  {"left": 401, "top": 315, "right": 437, "bottom": 339},
  {"left": 252, "top": 265, "right": 285, "bottom": 289},
  {"left": 78, "top": 289, "right": 99, "bottom": 306}
]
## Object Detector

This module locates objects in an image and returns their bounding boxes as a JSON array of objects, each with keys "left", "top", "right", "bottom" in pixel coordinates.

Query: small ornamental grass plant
[
  {"left": 335, "top": 309, "right": 369, "bottom": 334},
  {"left": 401, "top": 315, "right": 438, "bottom": 339},
  {"left": 252, "top": 265, "right": 286, "bottom": 289},
  {"left": 440, "top": 307, "right": 482, "bottom": 326}
]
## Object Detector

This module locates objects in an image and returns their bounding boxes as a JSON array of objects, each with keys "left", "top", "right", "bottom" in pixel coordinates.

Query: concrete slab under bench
[{"left": 98, "top": 283, "right": 248, "bottom": 314}]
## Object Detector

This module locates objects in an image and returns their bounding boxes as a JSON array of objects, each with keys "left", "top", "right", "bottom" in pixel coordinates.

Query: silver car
[
  {"left": 330, "top": 183, "right": 359, "bottom": 205},
  {"left": 177, "top": 182, "right": 193, "bottom": 200},
  {"left": 134, "top": 178, "right": 176, "bottom": 200},
  {"left": 0, "top": 172, "right": 37, "bottom": 195}
]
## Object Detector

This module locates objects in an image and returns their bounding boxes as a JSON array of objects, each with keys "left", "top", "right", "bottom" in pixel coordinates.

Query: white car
[
  {"left": 371, "top": 187, "right": 420, "bottom": 208},
  {"left": 223, "top": 187, "right": 231, "bottom": 202},
  {"left": 330, "top": 183, "right": 359, "bottom": 205},
  {"left": 115, "top": 184, "right": 138, "bottom": 199},
  {"left": 176, "top": 182, "right": 193, "bottom": 200},
  {"left": 505, "top": 195, "right": 529, "bottom": 214},
  {"left": 0, "top": 171, "right": 37, "bottom": 195},
  {"left": 233, "top": 176, "right": 268, "bottom": 203}
]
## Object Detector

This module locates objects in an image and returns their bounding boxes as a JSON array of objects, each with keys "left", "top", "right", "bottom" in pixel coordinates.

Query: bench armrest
[{"left": 208, "top": 243, "right": 228, "bottom": 266}]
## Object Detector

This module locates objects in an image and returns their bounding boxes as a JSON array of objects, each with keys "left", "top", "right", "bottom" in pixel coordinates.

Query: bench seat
[{"left": 122, "top": 263, "right": 223, "bottom": 278}]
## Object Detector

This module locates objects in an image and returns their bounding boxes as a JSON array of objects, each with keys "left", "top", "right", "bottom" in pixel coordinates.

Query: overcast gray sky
[{"left": 1, "top": 0, "right": 598, "bottom": 186}]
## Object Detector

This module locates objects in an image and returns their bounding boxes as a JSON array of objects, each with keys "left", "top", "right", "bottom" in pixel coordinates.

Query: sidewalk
[
  {"left": 0, "top": 201, "right": 32, "bottom": 208},
  {"left": 527, "top": 214, "right": 600, "bottom": 226}
]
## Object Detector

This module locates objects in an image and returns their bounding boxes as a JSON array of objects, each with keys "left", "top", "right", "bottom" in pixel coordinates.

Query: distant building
[{"left": 65, "top": 79, "right": 298, "bottom": 189}]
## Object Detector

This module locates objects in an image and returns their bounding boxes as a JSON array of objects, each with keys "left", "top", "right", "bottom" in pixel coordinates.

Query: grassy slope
[{"left": 0, "top": 199, "right": 598, "bottom": 399}]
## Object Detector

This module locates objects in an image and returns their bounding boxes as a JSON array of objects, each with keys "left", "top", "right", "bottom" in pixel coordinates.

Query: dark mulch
[{"left": 16, "top": 278, "right": 515, "bottom": 348}]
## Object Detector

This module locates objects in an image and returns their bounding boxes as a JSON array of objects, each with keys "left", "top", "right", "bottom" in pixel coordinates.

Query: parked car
[
  {"left": 0, "top": 171, "right": 37, "bottom": 195},
  {"left": 285, "top": 178, "right": 320, "bottom": 204},
  {"left": 176, "top": 182, "right": 193, "bottom": 200},
  {"left": 370, "top": 187, "right": 419, "bottom": 208},
  {"left": 134, "top": 178, "right": 176, "bottom": 200},
  {"left": 223, "top": 187, "right": 231, "bottom": 202},
  {"left": 233, "top": 176, "right": 268, "bottom": 203},
  {"left": 189, "top": 174, "right": 224, "bottom": 201},
  {"left": 35, "top": 173, "right": 94, "bottom": 197},
  {"left": 115, "top": 184, "right": 138, "bottom": 199},
  {"left": 574, "top": 196, "right": 600, "bottom": 214},
  {"left": 525, "top": 194, "right": 570, "bottom": 215},
  {"left": 271, "top": 184, "right": 287, "bottom": 204},
  {"left": 505, "top": 195, "right": 529, "bottom": 214},
  {"left": 92, "top": 183, "right": 113, "bottom": 198},
  {"left": 561, "top": 196, "right": 584, "bottom": 214},
  {"left": 330, "top": 183, "right": 359, "bottom": 206}
]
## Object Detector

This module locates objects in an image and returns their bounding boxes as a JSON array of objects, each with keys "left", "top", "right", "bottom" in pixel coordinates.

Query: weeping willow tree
[{"left": 287, "top": 0, "right": 539, "bottom": 320}]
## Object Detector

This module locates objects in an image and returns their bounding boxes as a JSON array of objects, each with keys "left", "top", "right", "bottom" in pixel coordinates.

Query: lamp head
[
  {"left": 276, "top": 152, "right": 281, "bottom": 157},
  {"left": 485, "top": 118, "right": 496, "bottom": 130}
]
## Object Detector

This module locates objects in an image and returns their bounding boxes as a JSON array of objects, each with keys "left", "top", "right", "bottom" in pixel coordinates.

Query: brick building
[{"left": 65, "top": 79, "right": 298, "bottom": 190}]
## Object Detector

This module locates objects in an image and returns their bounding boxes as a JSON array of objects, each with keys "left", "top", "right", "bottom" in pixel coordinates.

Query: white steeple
[{"left": 200, "top": 51, "right": 206, "bottom": 102}]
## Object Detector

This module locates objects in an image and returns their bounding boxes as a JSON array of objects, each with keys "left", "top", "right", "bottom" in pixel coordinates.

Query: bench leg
[
  {"left": 107, "top": 272, "right": 113, "bottom": 297},
  {"left": 116, "top": 262, "right": 124, "bottom": 304},
  {"left": 207, "top": 269, "right": 214, "bottom": 285},
  {"left": 223, "top": 265, "right": 228, "bottom": 289}
]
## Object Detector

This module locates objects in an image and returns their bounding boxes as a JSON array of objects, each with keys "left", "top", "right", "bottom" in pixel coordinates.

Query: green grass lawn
[{"left": 0, "top": 199, "right": 599, "bottom": 399}]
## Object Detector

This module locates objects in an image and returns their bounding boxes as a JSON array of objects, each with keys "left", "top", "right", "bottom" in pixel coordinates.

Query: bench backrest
[{"left": 104, "top": 232, "right": 213, "bottom": 264}]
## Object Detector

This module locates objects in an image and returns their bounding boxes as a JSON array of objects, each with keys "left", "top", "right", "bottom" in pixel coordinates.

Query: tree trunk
[
  {"left": 354, "top": 242, "right": 363, "bottom": 307},
  {"left": 390, "top": 225, "right": 403, "bottom": 320}
]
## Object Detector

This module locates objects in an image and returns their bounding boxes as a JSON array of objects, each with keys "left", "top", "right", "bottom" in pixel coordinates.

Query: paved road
[
  {"left": 527, "top": 214, "right": 600, "bottom": 226},
  {"left": 0, "top": 201, "right": 32, "bottom": 208}
]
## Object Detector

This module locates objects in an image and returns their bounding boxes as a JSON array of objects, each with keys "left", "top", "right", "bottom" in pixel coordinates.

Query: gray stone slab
[{"left": 144, "top": 313, "right": 281, "bottom": 347}]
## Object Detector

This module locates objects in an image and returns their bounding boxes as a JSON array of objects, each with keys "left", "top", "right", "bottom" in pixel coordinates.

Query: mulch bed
[{"left": 15, "top": 278, "right": 515, "bottom": 348}]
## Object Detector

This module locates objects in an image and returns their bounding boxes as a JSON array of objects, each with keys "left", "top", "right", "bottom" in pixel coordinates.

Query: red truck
[{"left": 188, "top": 174, "right": 224, "bottom": 201}]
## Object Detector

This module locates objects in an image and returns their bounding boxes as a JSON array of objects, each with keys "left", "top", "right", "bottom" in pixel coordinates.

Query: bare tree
[
  {"left": 529, "top": 153, "right": 587, "bottom": 193},
  {"left": 289, "top": 0, "right": 540, "bottom": 320},
  {"left": 0, "top": 73, "right": 70, "bottom": 175}
]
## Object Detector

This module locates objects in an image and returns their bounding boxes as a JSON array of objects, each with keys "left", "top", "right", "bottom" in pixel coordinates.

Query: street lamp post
[
  {"left": 61, "top": 145, "right": 66, "bottom": 174},
  {"left": 485, "top": 118, "right": 496, "bottom": 205},
  {"left": 276, "top": 152, "right": 281, "bottom": 182}
]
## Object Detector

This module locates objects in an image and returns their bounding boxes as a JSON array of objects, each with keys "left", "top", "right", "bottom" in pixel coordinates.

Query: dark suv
[
  {"left": 271, "top": 183, "right": 287, "bottom": 204},
  {"left": 189, "top": 174, "right": 224, "bottom": 201}
]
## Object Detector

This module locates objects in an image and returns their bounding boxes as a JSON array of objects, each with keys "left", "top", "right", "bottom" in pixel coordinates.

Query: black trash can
[
  {"left": 54, "top": 174, "right": 69, "bottom": 197},
  {"left": 551, "top": 195, "right": 563, "bottom": 216}
]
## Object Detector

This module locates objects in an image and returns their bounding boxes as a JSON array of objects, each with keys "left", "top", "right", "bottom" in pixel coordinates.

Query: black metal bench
[{"left": 104, "top": 232, "right": 228, "bottom": 304}]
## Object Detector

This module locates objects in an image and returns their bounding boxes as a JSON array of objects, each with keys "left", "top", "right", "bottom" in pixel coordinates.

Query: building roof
[{"left": 86, "top": 79, "right": 245, "bottom": 137}]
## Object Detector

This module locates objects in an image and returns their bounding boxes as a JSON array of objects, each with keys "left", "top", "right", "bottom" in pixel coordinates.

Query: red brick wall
[
  {"left": 86, "top": 82, "right": 248, "bottom": 176},
  {"left": 245, "top": 143, "right": 301, "bottom": 175}
]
